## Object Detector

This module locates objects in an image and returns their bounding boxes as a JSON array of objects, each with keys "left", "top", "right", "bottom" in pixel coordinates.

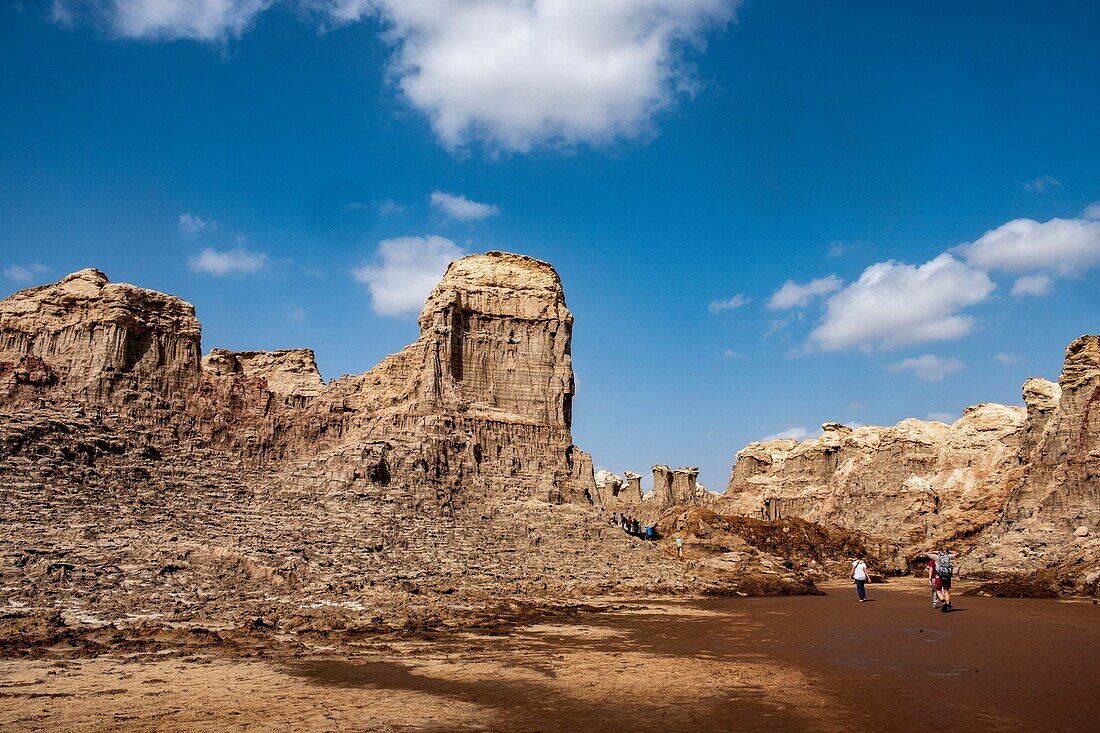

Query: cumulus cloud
[
  {"left": 430, "top": 191, "right": 501, "bottom": 221},
  {"left": 52, "top": 0, "right": 737, "bottom": 152},
  {"left": 886, "top": 354, "right": 965, "bottom": 383},
  {"left": 1011, "top": 274, "right": 1053, "bottom": 297},
  {"left": 188, "top": 247, "right": 269, "bottom": 276},
  {"left": 178, "top": 212, "right": 216, "bottom": 235},
  {"left": 4, "top": 263, "right": 49, "bottom": 283},
  {"left": 1082, "top": 201, "right": 1100, "bottom": 221},
  {"left": 956, "top": 217, "right": 1100, "bottom": 275},
  {"left": 767, "top": 275, "right": 843, "bottom": 310},
  {"left": 995, "top": 352, "right": 1022, "bottom": 364},
  {"left": 810, "top": 254, "right": 994, "bottom": 351},
  {"left": 346, "top": 0, "right": 739, "bottom": 151},
  {"left": 1023, "top": 175, "right": 1060, "bottom": 194},
  {"left": 761, "top": 426, "right": 809, "bottom": 442},
  {"left": 352, "top": 235, "right": 465, "bottom": 317},
  {"left": 55, "top": 0, "right": 271, "bottom": 41},
  {"left": 708, "top": 293, "right": 749, "bottom": 314}
]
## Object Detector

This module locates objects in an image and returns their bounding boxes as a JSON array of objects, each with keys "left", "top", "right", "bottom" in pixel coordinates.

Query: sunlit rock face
[
  {"left": 0, "top": 268, "right": 201, "bottom": 406},
  {"left": 719, "top": 335, "right": 1100, "bottom": 590},
  {"left": 720, "top": 408, "right": 1028, "bottom": 547}
]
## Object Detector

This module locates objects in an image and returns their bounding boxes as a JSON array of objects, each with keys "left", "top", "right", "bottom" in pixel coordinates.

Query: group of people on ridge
[
  {"left": 851, "top": 548, "right": 957, "bottom": 611},
  {"left": 610, "top": 512, "right": 658, "bottom": 541}
]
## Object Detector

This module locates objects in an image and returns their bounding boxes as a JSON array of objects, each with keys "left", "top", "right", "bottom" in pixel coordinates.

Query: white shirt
[{"left": 852, "top": 561, "right": 868, "bottom": 581}]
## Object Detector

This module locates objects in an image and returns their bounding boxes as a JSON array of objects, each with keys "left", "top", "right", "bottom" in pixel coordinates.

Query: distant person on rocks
[
  {"left": 633, "top": 518, "right": 641, "bottom": 536},
  {"left": 644, "top": 524, "right": 654, "bottom": 541},
  {"left": 931, "top": 548, "right": 955, "bottom": 612},
  {"left": 851, "top": 558, "right": 869, "bottom": 602},
  {"left": 675, "top": 535, "right": 684, "bottom": 558}
]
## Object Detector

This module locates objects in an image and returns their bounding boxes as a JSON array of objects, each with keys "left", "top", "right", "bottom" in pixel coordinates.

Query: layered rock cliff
[
  {"left": 1, "top": 254, "right": 716, "bottom": 639},
  {"left": 719, "top": 336, "right": 1099, "bottom": 590},
  {"left": 0, "top": 268, "right": 201, "bottom": 405}
]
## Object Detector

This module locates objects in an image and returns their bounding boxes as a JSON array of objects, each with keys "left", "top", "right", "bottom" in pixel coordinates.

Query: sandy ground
[{"left": 1, "top": 580, "right": 1097, "bottom": 732}]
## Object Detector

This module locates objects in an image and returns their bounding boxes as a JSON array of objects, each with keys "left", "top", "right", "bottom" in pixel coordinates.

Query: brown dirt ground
[{"left": 1, "top": 579, "right": 1097, "bottom": 732}]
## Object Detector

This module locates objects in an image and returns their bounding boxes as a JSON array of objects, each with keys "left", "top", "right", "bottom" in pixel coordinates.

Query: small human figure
[
  {"left": 851, "top": 558, "right": 869, "bottom": 602},
  {"left": 675, "top": 535, "right": 684, "bottom": 558},
  {"left": 931, "top": 548, "right": 956, "bottom": 612},
  {"left": 632, "top": 518, "right": 641, "bottom": 535},
  {"left": 928, "top": 555, "right": 939, "bottom": 608}
]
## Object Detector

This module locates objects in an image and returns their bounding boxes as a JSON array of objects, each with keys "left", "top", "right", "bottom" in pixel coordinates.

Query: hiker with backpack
[{"left": 931, "top": 548, "right": 956, "bottom": 612}]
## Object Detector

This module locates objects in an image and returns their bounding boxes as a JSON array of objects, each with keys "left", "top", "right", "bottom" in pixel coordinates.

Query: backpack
[{"left": 936, "top": 554, "right": 954, "bottom": 578}]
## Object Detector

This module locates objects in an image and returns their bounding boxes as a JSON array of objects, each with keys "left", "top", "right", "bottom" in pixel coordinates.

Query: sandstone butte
[{"left": 0, "top": 253, "right": 1096, "bottom": 646}]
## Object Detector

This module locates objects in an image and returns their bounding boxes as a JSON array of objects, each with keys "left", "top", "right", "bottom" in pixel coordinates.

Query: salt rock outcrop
[
  {"left": 273, "top": 251, "right": 595, "bottom": 507},
  {"left": 0, "top": 268, "right": 201, "bottom": 405},
  {"left": 721, "top": 336, "right": 1100, "bottom": 589},
  {"left": 3, "top": 254, "right": 715, "bottom": 642},
  {"left": 1, "top": 254, "right": 596, "bottom": 508},
  {"left": 202, "top": 348, "right": 325, "bottom": 400},
  {"left": 622, "top": 471, "right": 643, "bottom": 502},
  {"left": 971, "top": 337, "right": 1100, "bottom": 589},
  {"left": 720, "top": 404, "right": 1028, "bottom": 547},
  {"left": 594, "top": 469, "right": 625, "bottom": 503}
]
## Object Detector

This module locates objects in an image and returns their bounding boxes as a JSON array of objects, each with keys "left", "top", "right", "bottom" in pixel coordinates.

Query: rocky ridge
[
  {"left": 719, "top": 337, "right": 1100, "bottom": 594},
  {"left": 0, "top": 255, "right": 817, "bottom": 648}
]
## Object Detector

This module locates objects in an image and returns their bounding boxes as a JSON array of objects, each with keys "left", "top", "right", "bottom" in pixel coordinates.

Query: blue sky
[{"left": 2, "top": 0, "right": 1099, "bottom": 489}]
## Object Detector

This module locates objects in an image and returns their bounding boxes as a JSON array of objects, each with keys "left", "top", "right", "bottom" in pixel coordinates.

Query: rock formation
[
  {"left": 0, "top": 268, "right": 201, "bottom": 405},
  {"left": 202, "top": 348, "right": 325, "bottom": 400},
  {"left": 622, "top": 471, "right": 643, "bottom": 502},
  {"left": 720, "top": 336, "right": 1099, "bottom": 593},
  {"left": 2, "top": 254, "right": 741, "bottom": 642}
]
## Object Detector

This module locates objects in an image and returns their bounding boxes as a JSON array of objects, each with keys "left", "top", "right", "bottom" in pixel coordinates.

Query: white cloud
[
  {"left": 1082, "top": 202, "right": 1100, "bottom": 221},
  {"left": 810, "top": 254, "right": 994, "bottom": 351},
  {"left": 767, "top": 274, "right": 843, "bottom": 310},
  {"left": 377, "top": 199, "right": 406, "bottom": 216},
  {"left": 55, "top": 0, "right": 271, "bottom": 41},
  {"left": 188, "top": 247, "right": 269, "bottom": 276},
  {"left": 1011, "top": 274, "right": 1053, "bottom": 297},
  {"left": 723, "top": 348, "right": 746, "bottom": 360},
  {"left": 826, "top": 241, "right": 856, "bottom": 258},
  {"left": 1023, "top": 175, "right": 1060, "bottom": 194},
  {"left": 761, "top": 426, "right": 809, "bottom": 442},
  {"left": 352, "top": 235, "right": 465, "bottom": 317},
  {"left": 995, "top": 352, "right": 1022, "bottom": 364},
  {"left": 927, "top": 411, "right": 957, "bottom": 423},
  {"left": 51, "top": 0, "right": 737, "bottom": 152},
  {"left": 4, "top": 263, "right": 49, "bottom": 283},
  {"left": 886, "top": 354, "right": 965, "bottom": 383},
  {"left": 956, "top": 217, "right": 1100, "bottom": 275},
  {"left": 430, "top": 191, "right": 501, "bottom": 221},
  {"left": 708, "top": 293, "right": 749, "bottom": 314},
  {"left": 178, "top": 212, "right": 216, "bottom": 235},
  {"left": 344, "top": 0, "right": 738, "bottom": 152}
]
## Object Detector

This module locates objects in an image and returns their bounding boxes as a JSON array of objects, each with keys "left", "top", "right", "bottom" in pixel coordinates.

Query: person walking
[
  {"left": 851, "top": 558, "right": 869, "bottom": 602},
  {"left": 928, "top": 555, "right": 939, "bottom": 609},
  {"left": 931, "top": 548, "right": 956, "bottom": 612},
  {"left": 675, "top": 535, "right": 684, "bottom": 558}
]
